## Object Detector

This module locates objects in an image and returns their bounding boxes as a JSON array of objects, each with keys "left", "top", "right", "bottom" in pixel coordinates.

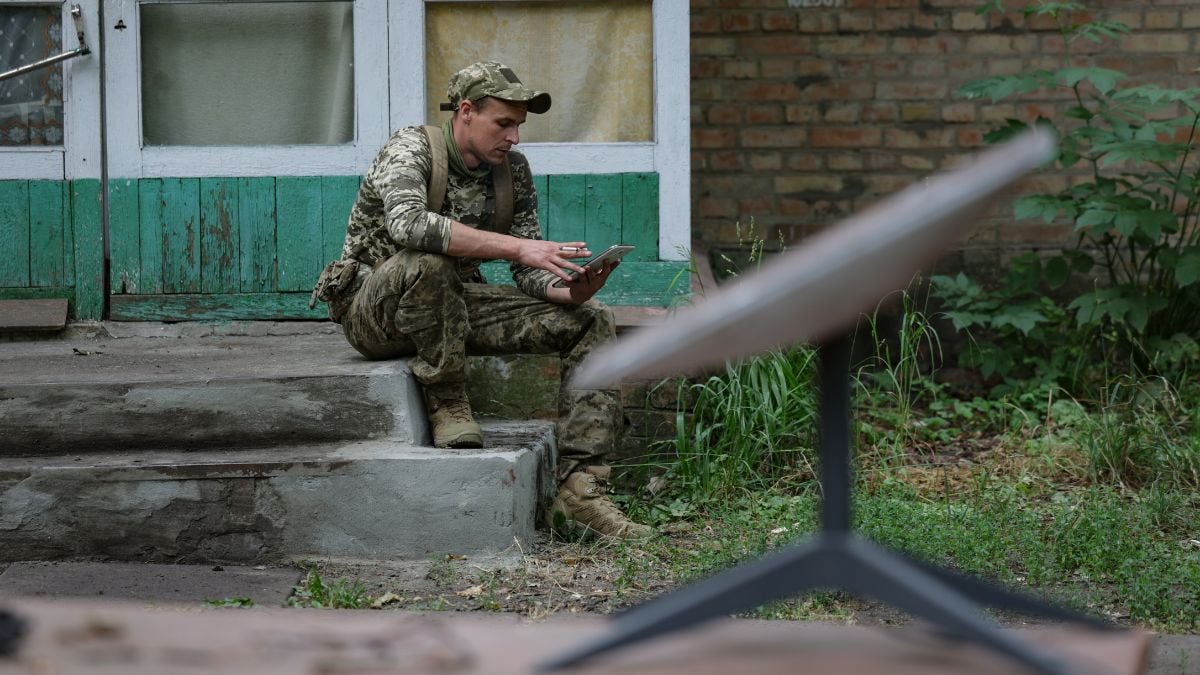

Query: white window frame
[
  {"left": 103, "top": 0, "right": 390, "bottom": 178},
  {"left": 0, "top": 0, "right": 100, "bottom": 180},
  {"left": 390, "top": 0, "right": 690, "bottom": 261}
]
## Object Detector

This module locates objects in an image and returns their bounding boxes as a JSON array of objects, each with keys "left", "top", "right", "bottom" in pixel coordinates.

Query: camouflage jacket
[{"left": 338, "top": 126, "right": 557, "bottom": 301}]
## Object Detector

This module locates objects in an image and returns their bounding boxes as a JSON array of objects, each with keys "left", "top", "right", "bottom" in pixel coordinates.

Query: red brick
[
  {"left": 693, "top": 37, "right": 737, "bottom": 56},
  {"left": 707, "top": 152, "right": 743, "bottom": 172},
  {"left": 740, "top": 127, "right": 808, "bottom": 148},
  {"left": 691, "top": 81, "right": 726, "bottom": 101},
  {"left": 865, "top": 151, "right": 900, "bottom": 170},
  {"left": 811, "top": 127, "right": 882, "bottom": 148},
  {"left": 697, "top": 197, "right": 738, "bottom": 219},
  {"left": 941, "top": 102, "right": 976, "bottom": 123},
  {"left": 821, "top": 35, "right": 888, "bottom": 55},
  {"left": 884, "top": 126, "right": 957, "bottom": 148},
  {"left": 876, "top": 10, "right": 913, "bottom": 31},
  {"left": 876, "top": 82, "right": 947, "bottom": 99},
  {"left": 862, "top": 103, "right": 898, "bottom": 122},
  {"left": 693, "top": 128, "right": 736, "bottom": 149},
  {"left": 760, "top": 59, "right": 797, "bottom": 78},
  {"left": 691, "top": 151, "right": 707, "bottom": 171},
  {"left": 746, "top": 105, "right": 783, "bottom": 125},
  {"left": 1183, "top": 10, "right": 1200, "bottom": 29},
  {"left": 738, "top": 82, "right": 802, "bottom": 101},
  {"left": 900, "top": 154, "right": 936, "bottom": 170},
  {"left": 873, "top": 60, "right": 903, "bottom": 77},
  {"left": 691, "top": 58, "right": 720, "bottom": 79},
  {"left": 749, "top": 152, "right": 783, "bottom": 171},
  {"left": 986, "top": 58, "right": 1024, "bottom": 76},
  {"left": 979, "top": 104, "right": 1018, "bottom": 123},
  {"left": 1123, "top": 33, "right": 1190, "bottom": 52},
  {"left": 741, "top": 35, "right": 814, "bottom": 55},
  {"left": 910, "top": 60, "right": 947, "bottom": 78},
  {"left": 762, "top": 12, "right": 798, "bottom": 32},
  {"left": 837, "top": 13, "right": 873, "bottom": 32},
  {"left": 722, "top": 12, "right": 758, "bottom": 32},
  {"left": 778, "top": 198, "right": 813, "bottom": 217},
  {"left": 775, "top": 174, "right": 843, "bottom": 194},
  {"left": 837, "top": 59, "right": 873, "bottom": 79},
  {"left": 803, "top": 81, "right": 875, "bottom": 101},
  {"left": 1144, "top": 10, "right": 1179, "bottom": 30},
  {"left": 784, "top": 104, "right": 819, "bottom": 123},
  {"left": 797, "top": 14, "right": 837, "bottom": 33},
  {"left": 739, "top": 196, "right": 775, "bottom": 215},
  {"left": 824, "top": 103, "right": 860, "bottom": 123},
  {"left": 785, "top": 154, "right": 823, "bottom": 171},
  {"left": 707, "top": 103, "right": 742, "bottom": 125},
  {"left": 863, "top": 174, "right": 916, "bottom": 194},
  {"left": 965, "top": 34, "right": 1038, "bottom": 54},
  {"left": 900, "top": 103, "right": 938, "bottom": 121},
  {"left": 722, "top": 61, "right": 760, "bottom": 79},
  {"left": 828, "top": 153, "right": 864, "bottom": 170},
  {"left": 951, "top": 11, "right": 986, "bottom": 31},
  {"left": 956, "top": 127, "right": 986, "bottom": 147},
  {"left": 891, "top": 36, "right": 961, "bottom": 55},
  {"left": 913, "top": 11, "right": 944, "bottom": 30},
  {"left": 691, "top": 14, "right": 721, "bottom": 34}
]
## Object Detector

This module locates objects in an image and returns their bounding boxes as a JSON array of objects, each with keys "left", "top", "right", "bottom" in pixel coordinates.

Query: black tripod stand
[{"left": 542, "top": 336, "right": 1113, "bottom": 675}]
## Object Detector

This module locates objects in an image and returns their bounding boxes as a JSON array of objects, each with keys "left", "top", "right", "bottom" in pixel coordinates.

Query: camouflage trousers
[{"left": 332, "top": 249, "right": 621, "bottom": 478}]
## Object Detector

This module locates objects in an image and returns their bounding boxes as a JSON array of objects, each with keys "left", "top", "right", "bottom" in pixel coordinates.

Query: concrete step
[
  {"left": 0, "top": 421, "right": 556, "bottom": 563},
  {"left": 0, "top": 332, "right": 429, "bottom": 454}
]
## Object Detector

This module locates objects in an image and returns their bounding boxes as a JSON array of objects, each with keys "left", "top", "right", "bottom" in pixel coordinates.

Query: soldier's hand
[
  {"left": 517, "top": 240, "right": 591, "bottom": 282},
  {"left": 564, "top": 259, "right": 619, "bottom": 304}
]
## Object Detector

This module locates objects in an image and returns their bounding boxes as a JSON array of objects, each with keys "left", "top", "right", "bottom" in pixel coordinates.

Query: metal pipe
[{"left": 0, "top": 5, "right": 90, "bottom": 84}]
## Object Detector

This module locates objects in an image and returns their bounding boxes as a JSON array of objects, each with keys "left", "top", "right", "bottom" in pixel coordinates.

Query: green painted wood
[
  {"left": 546, "top": 174, "right": 586, "bottom": 244},
  {"left": 0, "top": 181, "right": 31, "bottom": 287},
  {"left": 478, "top": 260, "right": 689, "bottom": 306},
  {"left": 238, "top": 177, "right": 276, "bottom": 293},
  {"left": 321, "top": 176, "right": 358, "bottom": 264},
  {"left": 532, "top": 174, "right": 549, "bottom": 237},
  {"left": 0, "top": 286, "right": 72, "bottom": 301},
  {"left": 137, "top": 179, "right": 165, "bottom": 294},
  {"left": 28, "top": 181, "right": 66, "bottom": 288},
  {"left": 161, "top": 178, "right": 201, "bottom": 293},
  {"left": 276, "top": 177, "right": 323, "bottom": 292},
  {"left": 200, "top": 177, "right": 239, "bottom": 293},
  {"left": 110, "top": 292, "right": 326, "bottom": 321},
  {"left": 70, "top": 180, "right": 104, "bottom": 320},
  {"left": 585, "top": 174, "right": 623, "bottom": 249},
  {"left": 108, "top": 179, "right": 141, "bottom": 293},
  {"left": 621, "top": 173, "right": 659, "bottom": 261}
]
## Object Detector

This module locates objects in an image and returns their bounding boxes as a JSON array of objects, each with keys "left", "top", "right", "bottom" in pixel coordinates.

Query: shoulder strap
[
  {"left": 420, "top": 125, "right": 449, "bottom": 214},
  {"left": 493, "top": 157, "right": 514, "bottom": 233}
]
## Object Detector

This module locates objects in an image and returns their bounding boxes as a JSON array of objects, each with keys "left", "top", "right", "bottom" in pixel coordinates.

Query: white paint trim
[
  {"left": 388, "top": 0, "right": 426, "bottom": 131},
  {"left": 653, "top": 0, "right": 691, "bottom": 262},
  {"left": 520, "top": 144, "right": 655, "bottom": 175},
  {"left": 141, "top": 145, "right": 361, "bottom": 177},
  {"left": 0, "top": 149, "right": 63, "bottom": 180},
  {"left": 105, "top": 0, "right": 390, "bottom": 179}
]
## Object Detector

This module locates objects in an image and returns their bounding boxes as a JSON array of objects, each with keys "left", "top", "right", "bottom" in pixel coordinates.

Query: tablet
[{"left": 552, "top": 245, "right": 635, "bottom": 288}]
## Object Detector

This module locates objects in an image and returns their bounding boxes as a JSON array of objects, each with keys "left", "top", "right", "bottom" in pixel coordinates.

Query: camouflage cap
[{"left": 441, "top": 61, "right": 552, "bottom": 115}]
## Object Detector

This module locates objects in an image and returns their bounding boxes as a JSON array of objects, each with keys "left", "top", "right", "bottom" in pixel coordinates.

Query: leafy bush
[{"left": 953, "top": 1, "right": 1200, "bottom": 377}]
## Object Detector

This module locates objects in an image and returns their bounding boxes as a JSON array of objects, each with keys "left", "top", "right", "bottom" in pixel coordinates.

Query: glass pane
[
  {"left": 140, "top": 2, "right": 354, "bottom": 146},
  {"left": 0, "top": 6, "right": 65, "bottom": 147},
  {"left": 426, "top": 1, "right": 653, "bottom": 143}
]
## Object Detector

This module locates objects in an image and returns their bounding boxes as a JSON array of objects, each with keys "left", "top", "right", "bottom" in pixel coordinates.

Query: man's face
[{"left": 459, "top": 97, "right": 528, "bottom": 168}]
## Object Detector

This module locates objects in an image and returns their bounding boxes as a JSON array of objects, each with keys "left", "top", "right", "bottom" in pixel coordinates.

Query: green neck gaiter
[{"left": 442, "top": 119, "right": 490, "bottom": 179}]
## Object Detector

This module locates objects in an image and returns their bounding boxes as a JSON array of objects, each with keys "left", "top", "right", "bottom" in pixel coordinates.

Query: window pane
[
  {"left": 0, "top": 6, "right": 65, "bottom": 147},
  {"left": 140, "top": 2, "right": 354, "bottom": 146},
  {"left": 425, "top": 1, "right": 653, "bottom": 143}
]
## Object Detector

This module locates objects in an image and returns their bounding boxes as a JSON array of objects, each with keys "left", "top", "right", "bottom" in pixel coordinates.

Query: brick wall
[{"left": 689, "top": 0, "right": 1199, "bottom": 270}]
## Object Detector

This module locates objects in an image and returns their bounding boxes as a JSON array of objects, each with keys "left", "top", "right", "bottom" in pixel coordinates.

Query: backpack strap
[
  {"left": 493, "top": 157, "right": 514, "bottom": 233},
  {"left": 420, "top": 125, "right": 449, "bottom": 214}
]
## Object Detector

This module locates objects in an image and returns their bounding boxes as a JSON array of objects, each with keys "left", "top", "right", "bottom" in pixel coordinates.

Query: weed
[
  {"left": 288, "top": 569, "right": 369, "bottom": 609},
  {"left": 203, "top": 597, "right": 254, "bottom": 608}
]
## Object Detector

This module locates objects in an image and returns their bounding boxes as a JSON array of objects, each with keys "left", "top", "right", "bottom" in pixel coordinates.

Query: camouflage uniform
[{"left": 325, "top": 126, "right": 620, "bottom": 477}]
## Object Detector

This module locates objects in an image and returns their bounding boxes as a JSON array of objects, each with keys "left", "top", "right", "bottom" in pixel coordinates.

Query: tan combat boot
[
  {"left": 423, "top": 384, "right": 483, "bottom": 449},
  {"left": 548, "top": 466, "right": 654, "bottom": 541}
]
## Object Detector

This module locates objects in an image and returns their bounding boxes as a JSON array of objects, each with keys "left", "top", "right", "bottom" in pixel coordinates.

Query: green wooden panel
[
  {"left": 238, "top": 176, "right": 276, "bottom": 293},
  {"left": 0, "top": 286, "right": 72, "bottom": 301},
  {"left": 546, "top": 174, "right": 586, "bottom": 244},
  {"left": 584, "top": 174, "right": 623, "bottom": 249},
  {"left": 71, "top": 180, "right": 104, "bottom": 320},
  {"left": 110, "top": 292, "right": 326, "bottom": 321},
  {"left": 321, "top": 176, "right": 359, "bottom": 264},
  {"left": 532, "top": 174, "right": 549, "bottom": 238},
  {"left": 108, "top": 179, "right": 141, "bottom": 293},
  {"left": 200, "top": 177, "right": 239, "bottom": 294},
  {"left": 161, "top": 178, "right": 201, "bottom": 293},
  {"left": 137, "top": 179, "right": 165, "bottom": 294},
  {"left": 478, "top": 260, "right": 689, "bottom": 306},
  {"left": 276, "top": 177, "right": 323, "bottom": 292},
  {"left": 621, "top": 173, "right": 659, "bottom": 261},
  {"left": 29, "top": 181, "right": 66, "bottom": 287},
  {"left": 0, "top": 181, "right": 30, "bottom": 287}
]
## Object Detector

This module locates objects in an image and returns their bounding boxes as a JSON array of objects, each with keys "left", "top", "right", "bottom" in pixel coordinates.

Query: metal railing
[{"left": 0, "top": 5, "right": 89, "bottom": 84}]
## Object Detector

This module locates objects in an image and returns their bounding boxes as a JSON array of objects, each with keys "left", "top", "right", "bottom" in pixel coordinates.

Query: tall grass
[{"left": 666, "top": 346, "right": 820, "bottom": 501}]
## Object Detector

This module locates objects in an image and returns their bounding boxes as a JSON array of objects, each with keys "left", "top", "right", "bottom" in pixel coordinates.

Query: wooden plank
[
  {"left": 0, "top": 181, "right": 31, "bottom": 287},
  {"left": 584, "top": 174, "right": 623, "bottom": 250},
  {"left": 238, "top": 177, "right": 277, "bottom": 293},
  {"left": 533, "top": 174, "right": 549, "bottom": 238},
  {"left": 28, "top": 181, "right": 66, "bottom": 288},
  {"left": 161, "top": 178, "right": 201, "bottom": 294},
  {"left": 70, "top": 180, "right": 104, "bottom": 320},
  {"left": 0, "top": 298, "right": 67, "bottom": 332},
  {"left": 546, "top": 174, "right": 586, "bottom": 244},
  {"left": 138, "top": 179, "right": 165, "bottom": 295},
  {"left": 478, "top": 260, "right": 690, "bottom": 306},
  {"left": 0, "top": 286, "right": 73, "bottom": 301},
  {"left": 621, "top": 173, "right": 660, "bottom": 261},
  {"left": 275, "top": 177, "right": 323, "bottom": 292},
  {"left": 200, "top": 177, "right": 239, "bottom": 294},
  {"left": 108, "top": 179, "right": 141, "bottom": 294},
  {"left": 321, "top": 176, "right": 359, "bottom": 264},
  {"left": 110, "top": 292, "right": 327, "bottom": 321}
]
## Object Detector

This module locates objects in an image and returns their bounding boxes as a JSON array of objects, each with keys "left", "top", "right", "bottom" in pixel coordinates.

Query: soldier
[{"left": 312, "top": 61, "right": 653, "bottom": 541}]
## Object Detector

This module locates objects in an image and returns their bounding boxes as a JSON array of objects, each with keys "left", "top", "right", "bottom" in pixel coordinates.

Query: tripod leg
[
  {"left": 538, "top": 537, "right": 845, "bottom": 671},
  {"left": 844, "top": 538, "right": 1078, "bottom": 675}
]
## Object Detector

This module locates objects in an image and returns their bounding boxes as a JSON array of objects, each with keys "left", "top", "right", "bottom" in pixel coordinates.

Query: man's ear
[{"left": 458, "top": 99, "right": 474, "bottom": 122}]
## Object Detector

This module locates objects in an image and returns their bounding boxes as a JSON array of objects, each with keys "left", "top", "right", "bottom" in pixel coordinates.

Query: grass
[{"left": 288, "top": 568, "right": 369, "bottom": 609}]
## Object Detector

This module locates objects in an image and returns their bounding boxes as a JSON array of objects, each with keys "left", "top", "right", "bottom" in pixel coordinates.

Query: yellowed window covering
[{"left": 425, "top": 1, "right": 653, "bottom": 143}]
